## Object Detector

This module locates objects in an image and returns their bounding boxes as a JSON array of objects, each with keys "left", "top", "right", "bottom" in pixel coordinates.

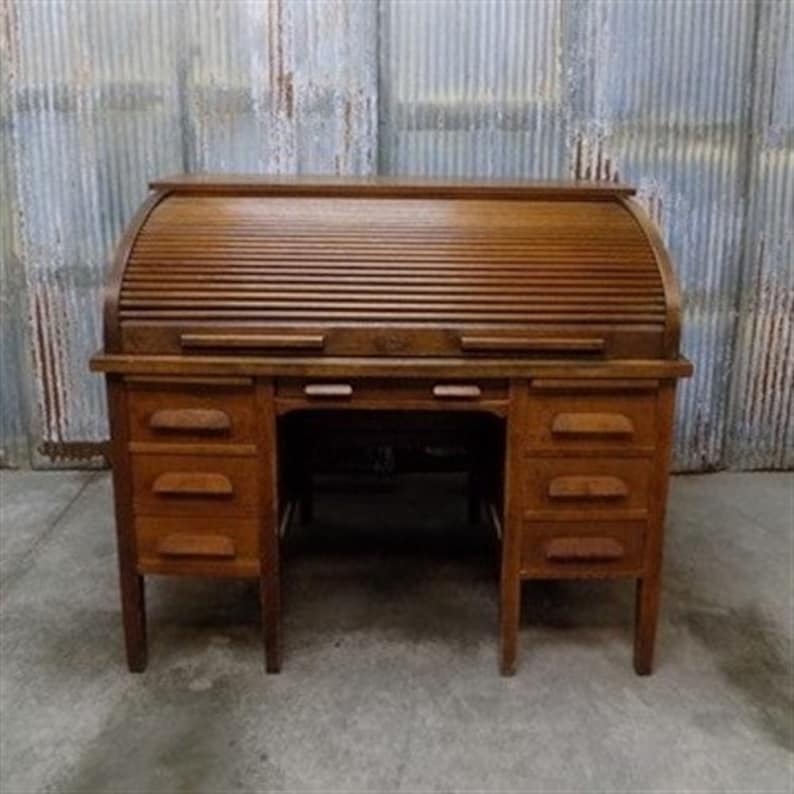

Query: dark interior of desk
[{"left": 278, "top": 410, "right": 505, "bottom": 555}]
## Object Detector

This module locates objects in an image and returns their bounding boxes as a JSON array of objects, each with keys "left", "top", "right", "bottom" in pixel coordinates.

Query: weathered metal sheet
[
  {"left": 0, "top": 0, "right": 791, "bottom": 470},
  {"left": 0, "top": 0, "right": 377, "bottom": 467},
  {"left": 380, "top": 0, "right": 791, "bottom": 471},
  {"left": 727, "top": 0, "right": 793, "bottom": 469}
]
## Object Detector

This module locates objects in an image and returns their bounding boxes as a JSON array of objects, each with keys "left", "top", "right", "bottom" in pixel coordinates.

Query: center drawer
[
  {"left": 131, "top": 454, "right": 259, "bottom": 517},
  {"left": 275, "top": 378, "right": 508, "bottom": 405},
  {"left": 523, "top": 457, "right": 651, "bottom": 520}
]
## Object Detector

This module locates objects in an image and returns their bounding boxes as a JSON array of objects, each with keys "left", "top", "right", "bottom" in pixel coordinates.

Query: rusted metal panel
[
  {"left": 1, "top": 0, "right": 791, "bottom": 470},
  {"left": 727, "top": 0, "right": 793, "bottom": 470},
  {"left": 380, "top": 0, "right": 791, "bottom": 471},
  {"left": 1, "top": 0, "right": 377, "bottom": 468}
]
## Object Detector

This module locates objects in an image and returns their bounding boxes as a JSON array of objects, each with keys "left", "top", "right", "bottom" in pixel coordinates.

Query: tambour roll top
[{"left": 105, "top": 176, "right": 682, "bottom": 361}]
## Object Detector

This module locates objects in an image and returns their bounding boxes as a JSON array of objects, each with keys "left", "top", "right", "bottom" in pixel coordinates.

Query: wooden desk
[{"left": 91, "top": 176, "right": 692, "bottom": 676}]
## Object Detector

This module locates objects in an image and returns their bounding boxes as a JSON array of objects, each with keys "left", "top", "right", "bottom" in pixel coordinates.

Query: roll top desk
[{"left": 91, "top": 175, "right": 692, "bottom": 675}]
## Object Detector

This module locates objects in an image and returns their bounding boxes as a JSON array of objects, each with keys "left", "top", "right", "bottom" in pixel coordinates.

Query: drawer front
[
  {"left": 521, "top": 520, "right": 646, "bottom": 577},
  {"left": 523, "top": 458, "right": 651, "bottom": 520},
  {"left": 526, "top": 389, "right": 656, "bottom": 452},
  {"left": 127, "top": 381, "right": 255, "bottom": 445},
  {"left": 132, "top": 454, "right": 259, "bottom": 517},
  {"left": 275, "top": 378, "right": 508, "bottom": 405},
  {"left": 135, "top": 516, "right": 259, "bottom": 577}
]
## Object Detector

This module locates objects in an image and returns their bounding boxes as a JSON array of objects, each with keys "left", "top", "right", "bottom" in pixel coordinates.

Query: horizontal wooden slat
[{"left": 119, "top": 194, "right": 668, "bottom": 337}]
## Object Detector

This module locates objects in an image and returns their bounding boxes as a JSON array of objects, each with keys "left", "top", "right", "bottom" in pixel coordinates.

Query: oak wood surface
[
  {"left": 97, "top": 177, "right": 692, "bottom": 676},
  {"left": 132, "top": 454, "right": 259, "bottom": 517}
]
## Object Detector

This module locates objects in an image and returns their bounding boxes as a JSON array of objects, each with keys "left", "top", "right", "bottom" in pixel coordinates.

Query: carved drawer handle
[
  {"left": 551, "top": 413, "right": 634, "bottom": 437},
  {"left": 157, "top": 533, "right": 236, "bottom": 558},
  {"left": 548, "top": 475, "right": 629, "bottom": 500},
  {"left": 149, "top": 408, "right": 231, "bottom": 433},
  {"left": 544, "top": 537, "right": 625, "bottom": 562},
  {"left": 303, "top": 383, "right": 353, "bottom": 398},
  {"left": 432, "top": 384, "right": 483, "bottom": 400},
  {"left": 152, "top": 472, "right": 234, "bottom": 497}
]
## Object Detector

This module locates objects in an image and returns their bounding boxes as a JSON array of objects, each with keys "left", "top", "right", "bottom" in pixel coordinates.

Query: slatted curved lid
[{"left": 111, "top": 178, "right": 680, "bottom": 359}]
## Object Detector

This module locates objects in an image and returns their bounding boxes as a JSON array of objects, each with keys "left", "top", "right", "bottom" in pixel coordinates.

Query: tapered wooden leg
[
  {"left": 499, "top": 571, "right": 521, "bottom": 676},
  {"left": 633, "top": 575, "right": 661, "bottom": 675},
  {"left": 261, "top": 573, "right": 282, "bottom": 673},
  {"left": 119, "top": 570, "right": 147, "bottom": 672}
]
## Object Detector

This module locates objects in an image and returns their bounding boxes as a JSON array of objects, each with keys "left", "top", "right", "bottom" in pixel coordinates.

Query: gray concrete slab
[
  {"left": 0, "top": 470, "right": 95, "bottom": 591},
  {"left": 0, "top": 470, "right": 791, "bottom": 793}
]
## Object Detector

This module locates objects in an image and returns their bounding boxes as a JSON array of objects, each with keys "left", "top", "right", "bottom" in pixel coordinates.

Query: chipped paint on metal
[{"left": 0, "top": 0, "right": 791, "bottom": 470}]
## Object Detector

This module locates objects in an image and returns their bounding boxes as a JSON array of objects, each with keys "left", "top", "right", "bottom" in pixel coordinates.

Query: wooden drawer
[
  {"left": 127, "top": 379, "right": 255, "bottom": 445},
  {"left": 526, "top": 385, "right": 657, "bottom": 453},
  {"left": 275, "top": 378, "right": 508, "bottom": 407},
  {"left": 132, "top": 454, "right": 259, "bottom": 517},
  {"left": 135, "top": 516, "right": 259, "bottom": 577},
  {"left": 521, "top": 519, "right": 646, "bottom": 578},
  {"left": 523, "top": 458, "right": 651, "bottom": 521}
]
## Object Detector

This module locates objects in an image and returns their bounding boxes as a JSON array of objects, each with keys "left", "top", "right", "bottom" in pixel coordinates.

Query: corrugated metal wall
[{"left": 1, "top": 0, "right": 791, "bottom": 470}]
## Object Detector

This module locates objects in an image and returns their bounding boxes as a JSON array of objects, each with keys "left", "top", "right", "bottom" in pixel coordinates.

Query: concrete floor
[{"left": 0, "top": 470, "right": 791, "bottom": 793}]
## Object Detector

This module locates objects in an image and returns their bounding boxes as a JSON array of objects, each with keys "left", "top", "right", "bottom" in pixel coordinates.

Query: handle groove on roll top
[
  {"left": 180, "top": 333, "right": 326, "bottom": 350},
  {"left": 152, "top": 472, "right": 234, "bottom": 497},
  {"left": 551, "top": 412, "right": 634, "bottom": 437},
  {"left": 432, "top": 384, "right": 483, "bottom": 399},
  {"left": 544, "top": 537, "right": 625, "bottom": 562},
  {"left": 149, "top": 408, "right": 231, "bottom": 433},
  {"left": 157, "top": 533, "right": 236, "bottom": 558},
  {"left": 460, "top": 336, "right": 605, "bottom": 353},
  {"left": 303, "top": 383, "right": 353, "bottom": 398},
  {"left": 548, "top": 475, "right": 629, "bottom": 500}
]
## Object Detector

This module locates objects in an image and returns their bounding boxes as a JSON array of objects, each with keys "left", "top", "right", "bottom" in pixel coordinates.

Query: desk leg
[
  {"left": 634, "top": 382, "right": 675, "bottom": 676},
  {"left": 499, "top": 560, "right": 520, "bottom": 676},
  {"left": 500, "top": 379, "right": 527, "bottom": 676},
  {"left": 120, "top": 571, "right": 147, "bottom": 672},
  {"left": 634, "top": 575, "right": 660, "bottom": 675},
  {"left": 258, "top": 380, "right": 282, "bottom": 673},
  {"left": 107, "top": 376, "right": 147, "bottom": 672},
  {"left": 261, "top": 562, "right": 282, "bottom": 673}
]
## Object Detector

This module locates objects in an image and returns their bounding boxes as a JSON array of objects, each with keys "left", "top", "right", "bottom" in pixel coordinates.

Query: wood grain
[{"left": 96, "top": 176, "right": 692, "bottom": 677}]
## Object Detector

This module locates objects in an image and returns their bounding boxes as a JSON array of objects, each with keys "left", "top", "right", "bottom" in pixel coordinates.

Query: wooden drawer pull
[
  {"left": 461, "top": 336, "right": 605, "bottom": 354},
  {"left": 303, "top": 383, "right": 353, "bottom": 398},
  {"left": 152, "top": 472, "right": 234, "bottom": 497},
  {"left": 544, "top": 537, "right": 625, "bottom": 562},
  {"left": 157, "top": 533, "right": 236, "bottom": 558},
  {"left": 551, "top": 413, "right": 634, "bottom": 438},
  {"left": 432, "top": 384, "right": 482, "bottom": 400},
  {"left": 181, "top": 333, "right": 326, "bottom": 350},
  {"left": 548, "top": 475, "right": 629, "bottom": 500},
  {"left": 149, "top": 408, "right": 231, "bottom": 433}
]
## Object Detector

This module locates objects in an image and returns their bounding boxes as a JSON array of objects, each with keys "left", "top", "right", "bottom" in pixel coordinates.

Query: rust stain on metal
[
  {"left": 32, "top": 290, "right": 65, "bottom": 443},
  {"left": 38, "top": 441, "right": 109, "bottom": 464}
]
